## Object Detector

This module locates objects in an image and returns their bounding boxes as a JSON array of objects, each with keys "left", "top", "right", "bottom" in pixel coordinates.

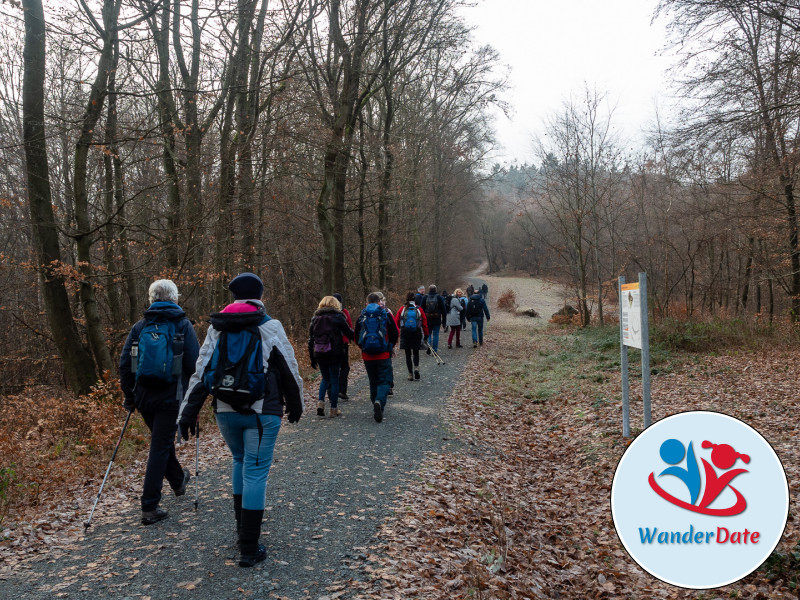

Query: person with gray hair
[{"left": 119, "top": 279, "right": 200, "bottom": 525}]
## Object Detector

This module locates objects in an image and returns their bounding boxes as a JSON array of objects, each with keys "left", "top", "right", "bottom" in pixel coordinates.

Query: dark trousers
[
  {"left": 363, "top": 359, "right": 392, "bottom": 408},
  {"left": 404, "top": 347, "right": 419, "bottom": 373},
  {"left": 339, "top": 345, "right": 351, "bottom": 395},
  {"left": 140, "top": 406, "right": 184, "bottom": 511}
]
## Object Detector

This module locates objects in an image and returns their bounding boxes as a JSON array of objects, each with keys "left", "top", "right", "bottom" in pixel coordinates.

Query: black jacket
[
  {"left": 119, "top": 302, "right": 200, "bottom": 413},
  {"left": 421, "top": 293, "right": 446, "bottom": 328},
  {"left": 308, "top": 307, "right": 354, "bottom": 364}
]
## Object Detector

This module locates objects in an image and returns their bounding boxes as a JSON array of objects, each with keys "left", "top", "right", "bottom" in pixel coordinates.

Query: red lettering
[{"left": 716, "top": 527, "right": 729, "bottom": 543}]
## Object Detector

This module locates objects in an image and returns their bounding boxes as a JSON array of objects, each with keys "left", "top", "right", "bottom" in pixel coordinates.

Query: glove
[
  {"left": 123, "top": 397, "right": 135, "bottom": 413},
  {"left": 178, "top": 417, "right": 197, "bottom": 441},
  {"left": 443, "top": 325, "right": 449, "bottom": 331},
  {"left": 288, "top": 411, "right": 302, "bottom": 424}
]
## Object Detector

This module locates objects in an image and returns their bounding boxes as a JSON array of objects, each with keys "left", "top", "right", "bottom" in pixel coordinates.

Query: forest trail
[{"left": 0, "top": 279, "right": 493, "bottom": 600}]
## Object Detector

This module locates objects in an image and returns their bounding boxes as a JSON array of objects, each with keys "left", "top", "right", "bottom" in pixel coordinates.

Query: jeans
[
  {"left": 140, "top": 406, "right": 184, "bottom": 511},
  {"left": 339, "top": 346, "right": 350, "bottom": 396},
  {"left": 216, "top": 412, "right": 281, "bottom": 511},
  {"left": 429, "top": 325, "right": 441, "bottom": 353},
  {"left": 471, "top": 318, "right": 485, "bottom": 344},
  {"left": 318, "top": 361, "right": 341, "bottom": 408},
  {"left": 404, "top": 347, "right": 419, "bottom": 373},
  {"left": 363, "top": 359, "right": 392, "bottom": 408}
]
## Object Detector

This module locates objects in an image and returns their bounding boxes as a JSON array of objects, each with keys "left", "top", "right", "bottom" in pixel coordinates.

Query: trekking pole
[
  {"left": 194, "top": 416, "right": 200, "bottom": 511},
  {"left": 84, "top": 410, "right": 132, "bottom": 531},
  {"left": 431, "top": 347, "right": 445, "bottom": 365}
]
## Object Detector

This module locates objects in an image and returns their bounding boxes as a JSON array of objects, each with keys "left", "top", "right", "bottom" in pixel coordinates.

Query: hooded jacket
[
  {"left": 445, "top": 295, "right": 465, "bottom": 327},
  {"left": 308, "top": 307, "right": 355, "bottom": 364},
  {"left": 177, "top": 301, "right": 304, "bottom": 422},
  {"left": 119, "top": 301, "right": 200, "bottom": 413},
  {"left": 395, "top": 302, "right": 429, "bottom": 350}
]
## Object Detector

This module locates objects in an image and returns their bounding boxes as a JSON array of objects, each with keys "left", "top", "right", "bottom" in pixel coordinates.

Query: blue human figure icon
[{"left": 658, "top": 439, "right": 701, "bottom": 505}]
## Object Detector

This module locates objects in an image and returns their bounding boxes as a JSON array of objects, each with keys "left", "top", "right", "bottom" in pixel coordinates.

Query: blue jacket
[
  {"left": 466, "top": 294, "right": 490, "bottom": 321},
  {"left": 119, "top": 302, "right": 200, "bottom": 413}
]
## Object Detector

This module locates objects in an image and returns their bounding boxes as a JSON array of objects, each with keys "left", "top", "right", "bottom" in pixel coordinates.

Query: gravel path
[{"left": 1, "top": 289, "right": 485, "bottom": 600}]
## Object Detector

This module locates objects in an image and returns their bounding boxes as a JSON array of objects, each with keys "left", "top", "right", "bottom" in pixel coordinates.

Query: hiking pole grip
[
  {"left": 194, "top": 416, "right": 199, "bottom": 511},
  {"left": 84, "top": 410, "right": 132, "bottom": 530}
]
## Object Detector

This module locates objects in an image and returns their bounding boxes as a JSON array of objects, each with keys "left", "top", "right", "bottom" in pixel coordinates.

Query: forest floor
[{"left": 1, "top": 273, "right": 799, "bottom": 599}]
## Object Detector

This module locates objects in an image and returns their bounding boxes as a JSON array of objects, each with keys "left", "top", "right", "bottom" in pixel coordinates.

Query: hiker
[
  {"left": 119, "top": 279, "right": 200, "bottom": 526},
  {"left": 355, "top": 292, "right": 399, "bottom": 423},
  {"left": 395, "top": 291, "right": 429, "bottom": 381},
  {"left": 421, "top": 285, "right": 447, "bottom": 354},
  {"left": 466, "top": 288, "right": 491, "bottom": 348},
  {"left": 375, "top": 291, "right": 395, "bottom": 396},
  {"left": 414, "top": 285, "right": 426, "bottom": 306},
  {"left": 465, "top": 283, "right": 475, "bottom": 299},
  {"left": 480, "top": 282, "right": 489, "bottom": 302},
  {"left": 308, "top": 295, "right": 354, "bottom": 417},
  {"left": 332, "top": 293, "right": 353, "bottom": 400},
  {"left": 177, "top": 272, "right": 304, "bottom": 568},
  {"left": 446, "top": 288, "right": 465, "bottom": 349}
]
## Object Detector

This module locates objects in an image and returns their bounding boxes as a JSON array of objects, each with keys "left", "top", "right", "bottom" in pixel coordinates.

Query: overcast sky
[{"left": 461, "top": 0, "right": 676, "bottom": 165}]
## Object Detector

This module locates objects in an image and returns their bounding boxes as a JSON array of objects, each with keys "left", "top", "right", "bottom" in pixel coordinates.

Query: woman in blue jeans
[
  {"left": 308, "top": 295, "right": 354, "bottom": 417},
  {"left": 178, "top": 273, "right": 304, "bottom": 568}
]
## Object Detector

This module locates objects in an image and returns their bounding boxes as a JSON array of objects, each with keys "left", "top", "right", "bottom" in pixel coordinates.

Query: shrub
[{"left": 497, "top": 289, "right": 517, "bottom": 311}]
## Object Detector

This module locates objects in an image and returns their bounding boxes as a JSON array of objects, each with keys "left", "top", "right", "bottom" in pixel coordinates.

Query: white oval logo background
[{"left": 611, "top": 411, "right": 789, "bottom": 589}]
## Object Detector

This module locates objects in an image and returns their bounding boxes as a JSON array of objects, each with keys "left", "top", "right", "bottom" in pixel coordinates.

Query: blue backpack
[
  {"left": 131, "top": 317, "right": 184, "bottom": 388},
  {"left": 204, "top": 326, "right": 266, "bottom": 410},
  {"left": 401, "top": 306, "right": 421, "bottom": 332},
  {"left": 358, "top": 305, "right": 390, "bottom": 354}
]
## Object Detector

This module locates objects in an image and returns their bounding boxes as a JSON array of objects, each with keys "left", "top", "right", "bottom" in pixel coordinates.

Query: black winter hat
[
  {"left": 333, "top": 293, "right": 343, "bottom": 304},
  {"left": 228, "top": 272, "right": 263, "bottom": 300}
]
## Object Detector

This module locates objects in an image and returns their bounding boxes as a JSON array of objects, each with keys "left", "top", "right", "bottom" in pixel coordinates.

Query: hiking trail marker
[{"left": 619, "top": 273, "right": 651, "bottom": 437}]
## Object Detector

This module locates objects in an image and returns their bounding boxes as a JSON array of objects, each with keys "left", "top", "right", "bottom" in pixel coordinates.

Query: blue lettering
[{"left": 639, "top": 527, "right": 658, "bottom": 543}]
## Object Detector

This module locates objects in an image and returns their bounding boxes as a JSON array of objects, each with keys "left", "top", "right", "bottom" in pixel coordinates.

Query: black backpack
[
  {"left": 312, "top": 313, "right": 336, "bottom": 356},
  {"left": 466, "top": 296, "right": 482, "bottom": 318},
  {"left": 423, "top": 295, "right": 440, "bottom": 319}
]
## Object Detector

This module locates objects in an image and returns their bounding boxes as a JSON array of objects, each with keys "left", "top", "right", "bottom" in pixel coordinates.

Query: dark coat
[
  {"left": 308, "top": 307, "right": 355, "bottom": 364},
  {"left": 421, "top": 292, "right": 446, "bottom": 328},
  {"left": 466, "top": 294, "right": 491, "bottom": 321},
  {"left": 119, "top": 302, "right": 200, "bottom": 413}
]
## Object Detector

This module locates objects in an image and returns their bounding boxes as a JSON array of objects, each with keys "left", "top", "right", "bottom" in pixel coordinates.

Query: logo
[
  {"left": 221, "top": 374, "right": 235, "bottom": 387},
  {"left": 648, "top": 439, "right": 749, "bottom": 516},
  {"left": 611, "top": 411, "right": 788, "bottom": 589}
]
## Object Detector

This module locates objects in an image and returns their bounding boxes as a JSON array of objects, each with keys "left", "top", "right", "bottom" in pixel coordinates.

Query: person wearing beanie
[
  {"left": 332, "top": 293, "right": 354, "bottom": 400},
  {"left": 178, "top": 273, "right": 304, "bottom": 567}
]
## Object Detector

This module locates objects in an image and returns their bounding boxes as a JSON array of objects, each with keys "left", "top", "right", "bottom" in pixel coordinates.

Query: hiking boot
[
  {"left": 373, "top": 401, "right": 383, "bottom": 423},
  {"left": 239, "top": 543, "right": 267, "bottom": 568},
  {"left": 339, "top": 392, "right": 349, "bottom": 401},
  {"left": 407, "top": 373, "right": 414, "bottom": 381},
  {"left": 479, "top": 341, "right": 483, "bottom": 346},
  {"left": 387, "top": 388, "right": 393, "bottom": 396},
  {"left": 317, "top": 402, "right": 325, "bottom": 416},
  {"left": 473, "top": 342, "right": 478, "bottom": 348},
  {"left": 141, "top": 507, "right": 168, "bottom": 525},
  {"left": 173, "top": 467, "right": 191, "bottom": 496},
  {"left": 239, "top": 508, "right": 266, "bottom": 568},
  {"left": 456, "top": 344, "right": 463, "bottom": 348},
  {"left": 448, "top": 344, "right": 452, "bottom": 349},
  {"left": 329, "top": 407, "right": 342, "bottom": 417},
  {"left": 426, "top": 347, "right": 431, "bottom": 355},
  {"left": 414, "top": 370, "right": 420, "bottom": 380}
]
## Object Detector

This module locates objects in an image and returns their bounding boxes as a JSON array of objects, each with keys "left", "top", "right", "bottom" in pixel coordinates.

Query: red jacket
[
  {"left": 341, "top": 308, "right": 353, "bottom": 344},
  {"left": 395, "top": 303, "right": 429, "bottom": 337}
]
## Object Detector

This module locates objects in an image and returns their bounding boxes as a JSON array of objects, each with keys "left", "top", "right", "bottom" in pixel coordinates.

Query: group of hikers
[{"left": 118, "top": 273, "right": 489, "bottom": 569}]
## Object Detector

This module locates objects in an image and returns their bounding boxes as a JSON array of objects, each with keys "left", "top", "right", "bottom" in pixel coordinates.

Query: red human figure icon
[{"left": 698, "top": 441, "right": 750, "bottom": 511}]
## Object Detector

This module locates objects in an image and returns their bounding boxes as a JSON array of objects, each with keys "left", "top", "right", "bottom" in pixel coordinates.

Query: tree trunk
[{"left": 22, "top": 0, "right": 97, "bottom": 394}]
